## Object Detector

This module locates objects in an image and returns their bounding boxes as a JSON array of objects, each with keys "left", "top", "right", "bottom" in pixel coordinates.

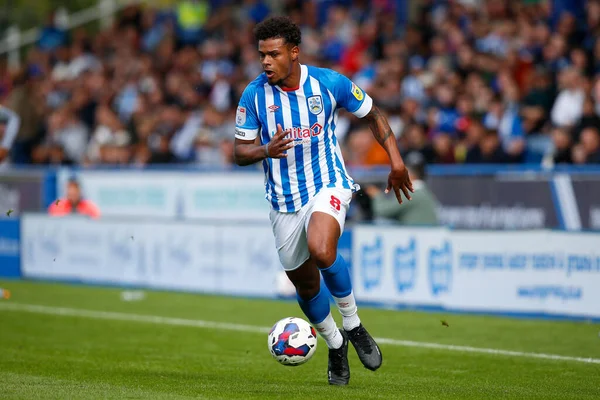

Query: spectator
[
  {"left": 32, "top": 142, "right": 74, "bottom": 166},
  {"left": 401, "top": 56, "right": 427, "bottom": 104},
  {"left": 86, "top": 106, "right": 131, "bottom": 164},
  {"left": 520, "top": 67, "right": 555, "bottom": 134},
  {"left": 572, "top": 96, "right": 600, "bottom": 142},
  {"left": 5, "top": 69, "right": 44, "bottom": 164},
  {"left": 465, "top": 129, "right": 509, "bottom": 163},
  {"left": 37, "top": 11, "right": 69, "bottom": 52},
  {"left": 174, "top": 0, "right": 212, "bottom": 46},
  {"left": 432, "top": 133, "right": 456, "bottom": 164},
  {"left": 4, "top": 2, "right": 600, "bottom": 168},
  {"left": 573, "top": 127, "right": 600, "bottom": 164},
  {"left": 364, "top": 152, "right": 439, "bottom": 226},
  {"left": 456, "top": 118, "right": 485, "bottom": 163},
  {"left": 42, "top": 107, "right": 89, "bottom": 164},
  {"left": 344, "top": 126, "right": 382, "bottom": 167},
  {"left": 48, "top": 179, "right": 101, "bottom": 219},
  {"left": 0, "top": 106, "right": 20, "bottom": 167},
  {"left": 149, "top": 133, "right": 176, "bottom": 164},
  {"left": 432, "top": 84, "right": 460, "bottom": 135},
  {"left": 0, "top": 61, "right": 11, "bottom": 102},
  {"left": 550, "top": 67, "right": 585, "bottom": 128},
  {"left": 542, "top": 127, "right": 573, "bottom": 168},
  {"left": 401, "top": 123, "right": 435, "bottom": 164},
  {"left": 483, "top": 95, "right": 526, "bottom": 162}
]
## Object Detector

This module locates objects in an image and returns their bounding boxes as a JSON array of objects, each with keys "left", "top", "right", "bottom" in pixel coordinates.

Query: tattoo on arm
[{"left": 366, "top": 106, "right": 394, "bottom": 147}]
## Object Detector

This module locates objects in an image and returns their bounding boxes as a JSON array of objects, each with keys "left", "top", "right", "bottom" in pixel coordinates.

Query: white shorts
[{"left": 269, "top": 187, "right": 353, "bottom": 271}]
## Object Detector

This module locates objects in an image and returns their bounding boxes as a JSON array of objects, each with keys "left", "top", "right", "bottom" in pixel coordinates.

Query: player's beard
[
  {"left": 270, "top": 65, "right": 292, "bottom": 87},
  {"left": 267, "top": 72, "right": 280, "bottom": 86}
]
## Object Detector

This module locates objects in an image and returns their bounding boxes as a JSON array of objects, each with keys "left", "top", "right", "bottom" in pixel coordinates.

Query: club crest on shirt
[
  {"left": 307, "top": 95, "right": 323, "bottom": 115},
  {"left": 236, "top": 106, "right": 246, "bottom": 125},
  {"left": 351, "top": 82, "right": 364, "bottom": 101}
]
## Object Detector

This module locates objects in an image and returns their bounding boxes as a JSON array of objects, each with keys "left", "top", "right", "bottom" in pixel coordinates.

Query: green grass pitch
[{"left": 0, "top": 279, "right": 599, "bottom": 399}]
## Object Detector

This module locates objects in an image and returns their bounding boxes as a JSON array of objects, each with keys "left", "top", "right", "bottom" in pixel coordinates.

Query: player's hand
[
  {"left": 0, "top": 148, "right": 8, "bottom": 163},
  {"left": 386, "top": 164, "right": 414, "bottom": 205},
  {"left": 266, "top": 124, "right": 295, "bottom": 158}
]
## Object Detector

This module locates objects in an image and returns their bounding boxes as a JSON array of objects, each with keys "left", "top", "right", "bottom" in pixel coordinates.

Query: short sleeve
[
  {"left": 331, "top": 72, "right": 373, "bottom": 118},
  {"left": 235, "top": 85, "right": 260, "bottom": 140}
]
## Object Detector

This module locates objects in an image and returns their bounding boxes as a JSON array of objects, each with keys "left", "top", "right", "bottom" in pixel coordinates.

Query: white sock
[
  {"left": 313, "top": 312, "right": 343, "bottom": 349},
  {"left": 333, "top": 291, "right": 361, "bottom": 331}
]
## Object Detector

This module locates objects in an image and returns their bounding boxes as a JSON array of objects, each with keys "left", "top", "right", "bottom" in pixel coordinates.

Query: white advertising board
[
  {"left": 56, "top": 169, "right": 270, "bottom": 221},
  {"left": 21, "top": 214, "right": 281, "bottom": 297},
  {"left": 352, "top": 226, "right": 600, "bottom": 319}
]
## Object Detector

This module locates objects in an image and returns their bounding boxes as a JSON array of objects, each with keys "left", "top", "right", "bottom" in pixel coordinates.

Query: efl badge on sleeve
[
  {"left": 351, "top": 82, "right": 364, "bottom": 101},
  {"left": 236, "top": 106, "right": 247, "bottom": 125},
  {"left": 307, "top": 95, "right": 323, "bottom": 115}
]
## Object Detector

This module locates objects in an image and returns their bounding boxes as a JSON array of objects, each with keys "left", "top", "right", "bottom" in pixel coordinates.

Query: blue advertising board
[{"left": 0, "top": 219, "right": 20, "bottom": 278}]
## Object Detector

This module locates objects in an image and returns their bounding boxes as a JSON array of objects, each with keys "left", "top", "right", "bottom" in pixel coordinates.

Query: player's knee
[
  {"left": 285, "top": 259, "right": 320, "bottom": 301},
  {"left": 295, "top": 283, "right": 320, "bottom": 301},
  {"left": 289, "top": 274, "right": 320, "bottom": 301},
  {"left": 307, "top": 240, "right": 336, "bottom": 268}
]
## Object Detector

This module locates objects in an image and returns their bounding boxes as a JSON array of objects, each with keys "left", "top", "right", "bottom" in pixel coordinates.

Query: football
[{"left": 267, "top": 317, "right": 318, "bottom": 366}]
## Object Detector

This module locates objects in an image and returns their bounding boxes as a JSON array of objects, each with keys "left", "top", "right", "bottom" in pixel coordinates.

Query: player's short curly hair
[{"left": 253, "top": 16, "right": 302, "bottom": 46}]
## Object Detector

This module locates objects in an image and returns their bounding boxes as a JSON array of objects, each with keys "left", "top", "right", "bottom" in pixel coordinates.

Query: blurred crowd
[{"left": 1, "top": 0, "right": 600, "bottom": 168}]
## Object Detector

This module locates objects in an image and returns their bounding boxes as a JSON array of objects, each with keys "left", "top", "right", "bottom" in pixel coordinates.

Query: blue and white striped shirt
[{"left": 235, "top": 64, "right": 373, "bottom": 213}]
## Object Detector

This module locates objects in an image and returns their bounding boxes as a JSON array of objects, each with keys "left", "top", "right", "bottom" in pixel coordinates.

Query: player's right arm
[
  {"left": 233, "top": 85, "right": 293, "bottom": 166},
  {"left": 234, "top": 125, "right": 295, "bottom": 166}
]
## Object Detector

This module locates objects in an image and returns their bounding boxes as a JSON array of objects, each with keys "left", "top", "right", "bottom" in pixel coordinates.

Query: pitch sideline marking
[{"left": 1, "top": 302, "right": 599, "bottom": 365}]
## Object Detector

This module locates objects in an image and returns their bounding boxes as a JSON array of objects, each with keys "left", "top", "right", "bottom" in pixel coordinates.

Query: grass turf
[{"left": 0, "top": 279, "right": 599, "bottom": 399}]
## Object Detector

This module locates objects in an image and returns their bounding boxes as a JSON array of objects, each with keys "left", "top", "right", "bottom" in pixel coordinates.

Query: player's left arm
[
  {"left": 363, "top": 105, "right": 413, "bottom": 203},
  {"left": 331, "top": 71, "right": 413, "bottom": 204}
]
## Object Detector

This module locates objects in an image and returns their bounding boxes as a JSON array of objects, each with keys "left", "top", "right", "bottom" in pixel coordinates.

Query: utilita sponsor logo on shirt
[{"left": 283, "top": 123, "right": 323, "bottom": 145}]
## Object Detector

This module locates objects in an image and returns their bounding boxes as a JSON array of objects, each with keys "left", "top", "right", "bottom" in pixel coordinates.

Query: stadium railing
[{"left": 0, "top": 0, "right": 140, "bottom": 70}]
